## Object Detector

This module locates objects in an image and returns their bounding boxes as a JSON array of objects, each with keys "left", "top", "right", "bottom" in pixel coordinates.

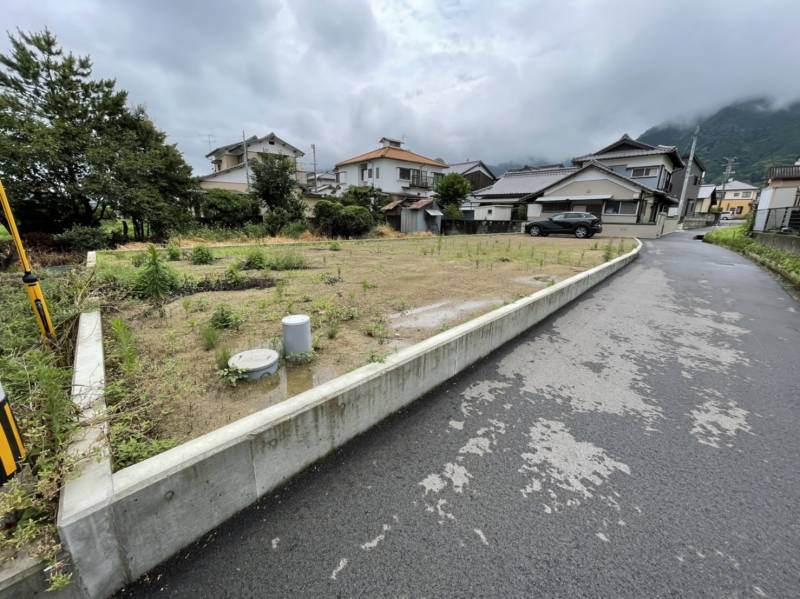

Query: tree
[
  {"left": 313, "top": 200, "right": 373, "bottom": 238},
  {"left": 0, "top": 29, "right": 195, "bottom": 237},
  {"left": 250, "top": 154, "right": 305, "bottom": 221},
  {"left": 113, "top": 107, "right": 194, "bottom": 240},
  {"left": 434, "top": 173, "right": 471, "bottom": 209}
]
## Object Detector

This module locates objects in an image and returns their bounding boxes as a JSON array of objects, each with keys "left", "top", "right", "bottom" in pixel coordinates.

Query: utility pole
[
  {"left": 242, "top": 130, "right": 250, "bottom": 192},
  {"left": 311, "top": 144, "right": 318, "bottom": 192},
  {"left": 677, "top": 126, "right": 699, "bottom": 224},
  {"left": 718, "top": 157, "right": 736, "bottom": 216}
]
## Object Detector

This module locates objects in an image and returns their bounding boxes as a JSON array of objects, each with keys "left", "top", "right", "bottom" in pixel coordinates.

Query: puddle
[
  {"left": 389, "top": 299, "right": 503, "bottom": 329},
  {"left": 247, "top": 361, "right": 340, "bottom": 407}
]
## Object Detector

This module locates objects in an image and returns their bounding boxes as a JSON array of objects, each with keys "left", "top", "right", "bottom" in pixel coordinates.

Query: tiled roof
[
  {"left": 336, "top": 147, "right": 447, "bottom": 168},
  {"left": 697, "top": 184, "right": 716, "bottom": 199},
  {"left": 719, "top": 179, "right": 758, "bottom": 191},
  {"left": 408, "top": 197, "right": 434, "bottom": 209},
  {"left": 473, "top": 167, "right": 579, "bottom": 198},
  {"left": 572, "top": 146, "right": 680, "bottom": 162}
]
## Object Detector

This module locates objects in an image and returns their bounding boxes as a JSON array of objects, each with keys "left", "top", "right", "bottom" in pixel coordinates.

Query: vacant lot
[{"left": 96, "top": 234, "right": 632, "bottom": 466}]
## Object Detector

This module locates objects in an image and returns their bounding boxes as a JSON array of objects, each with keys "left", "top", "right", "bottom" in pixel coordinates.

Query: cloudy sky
[{"left": 5, "top": 0, "right": 800, "bottom": 174}]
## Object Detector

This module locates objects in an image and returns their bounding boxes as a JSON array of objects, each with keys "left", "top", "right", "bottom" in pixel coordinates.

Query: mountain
[{"left": 638, "top": 98, "right": 800, "bottom": 185}]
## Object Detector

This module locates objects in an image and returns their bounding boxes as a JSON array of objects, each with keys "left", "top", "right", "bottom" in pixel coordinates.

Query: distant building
[
  {"left": 444, "top": 160, "right": 497, "bottom": 191},
  {"left": 334, "top": 137, "right": 448, "bottom": 199},
  {"left": 717, "top": 179, "right": 758, "bottom": 218},
  {"left": 694, "top": 184, "right": 718, "bottom": 214},
  {"left": 753, "top": 160, "right": 800, "bottom": 232},
  {"left": 669, "top": 154, "right": 706, "bottom": 217},
  {"left": 199, "top": 133, "right": 305, "bottom": 193}
]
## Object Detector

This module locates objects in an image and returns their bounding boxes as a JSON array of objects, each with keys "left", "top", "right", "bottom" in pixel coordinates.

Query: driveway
[{"left": 118, "top": 230, "right": 800, "bottom": 598}]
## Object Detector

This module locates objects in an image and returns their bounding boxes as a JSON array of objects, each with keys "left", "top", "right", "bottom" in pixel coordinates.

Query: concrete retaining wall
[
  {"left": 752, "top": 232, "right": 800, "bottom": 256},
  {"left": 58, "top": 241, "right": 641, "bottom": 598}
]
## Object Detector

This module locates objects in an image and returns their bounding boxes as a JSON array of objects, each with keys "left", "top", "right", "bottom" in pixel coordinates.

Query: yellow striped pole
[
  {"left": 0, "top": 179, "right": 56, "bottom": 341},
  {"left": 0, "top": 382, "right": 26, "bottom": 486}
]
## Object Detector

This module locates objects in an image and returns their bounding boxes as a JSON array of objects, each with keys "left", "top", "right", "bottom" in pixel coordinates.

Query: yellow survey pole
[{"left": 0, "top": 179, "right": 56, "bottom": 341}]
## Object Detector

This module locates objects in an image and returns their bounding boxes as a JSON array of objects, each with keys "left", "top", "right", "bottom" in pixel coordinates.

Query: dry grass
[{"left": 98, "top": 234, "right": 632, "bottom": 449}]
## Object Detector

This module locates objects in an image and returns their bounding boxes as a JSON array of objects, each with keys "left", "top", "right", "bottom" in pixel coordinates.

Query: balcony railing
[{"left": 408, "top": 172, "right": 437, "bottom": 188}]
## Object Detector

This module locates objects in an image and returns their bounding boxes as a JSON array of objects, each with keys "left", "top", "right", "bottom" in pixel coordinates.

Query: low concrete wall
[
  {"left": 599, "top": 218, "right": 678, "bottom": 239},
  {"left": 59, "top": 241, "right": 641, "bottom": 598},
  {"left": 752, "top": 232, "right": 800, "bottom": 256},
  {"left": 683, "top": 215, "right": 718, "bottom": 230}
]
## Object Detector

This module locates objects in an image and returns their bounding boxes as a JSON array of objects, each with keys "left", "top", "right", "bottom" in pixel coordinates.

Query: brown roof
[
  {"left": 336, "top": 146, "right": 447, "bottom": 168},
  {"left": 407, "top": 198, "right": 434, "bottom": 209},
  {"left": 382, "top": 198, "right": 405, "bottom": 211}
]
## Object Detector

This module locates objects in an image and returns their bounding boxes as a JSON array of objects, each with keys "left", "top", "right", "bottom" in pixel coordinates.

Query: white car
[{"left": 720, "top": 213, "right": 732, "bottom": 220}]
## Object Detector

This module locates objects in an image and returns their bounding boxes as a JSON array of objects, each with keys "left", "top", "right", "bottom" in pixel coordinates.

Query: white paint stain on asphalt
[
  {"left": 443, "top": 462, "right": 472, "bottom": 493},
  {"left": 474, "top": 528, "right": 489, "bottom": 546},
  {"left": 361, "top": 524, "right": 391, "bottom": 551},
  {"left": 690, "top": 399, "right": 751, "bottom": 447},
  {"left": 449, "top": 420, "right": 464, "bottom": 430},
  {"left": 519, "top": 420, "right": 630, "bottom": 510},
  {"left": 330, "top": 558, "right": 348, "bottom": 580},
  {"left": 459, "top": 436, "right": 492, "bottom": 456},
  {"left": 595, "top": 532, "right": 609, "bottom": 542},
  {"left": 271, "top": 537, "right": 279, "bottom": 550},
  {"left": 419, "top": 473, "right": 447, "bottom": 495}
]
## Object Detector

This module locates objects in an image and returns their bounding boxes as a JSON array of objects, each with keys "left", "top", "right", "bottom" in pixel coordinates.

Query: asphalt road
[{"left": 118, "top": 230, "right": 800, "bottom": 598}]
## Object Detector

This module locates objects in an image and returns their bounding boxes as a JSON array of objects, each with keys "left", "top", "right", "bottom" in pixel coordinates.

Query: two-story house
[
  {"left": 335, "top": 138, "right": 448, "bottom": 232},
  {"left": 199, "top": 132, "right": 305, "bottom": 193},
  {"left": 753, "top": 161, "right": 800, "bottom": 232},
  {"left": 524, "top": 134, "right": 682, "bottom": 226},
  {"left": 717, "top": 179, "right": 759, "bottom": 218},
  {"left": 444, "top": 160, "right": 497, "bottom": 191}
]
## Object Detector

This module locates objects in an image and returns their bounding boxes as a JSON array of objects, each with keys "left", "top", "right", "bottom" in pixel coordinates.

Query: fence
[
  {"left": 682, "top": 214, "right": 719, "bottom": 229},
  {"left": 442, "top": 219, "right": 524, "bottom": 235},
  {"left": 753, "top": 207, "right": 800, "bottom": 233}
]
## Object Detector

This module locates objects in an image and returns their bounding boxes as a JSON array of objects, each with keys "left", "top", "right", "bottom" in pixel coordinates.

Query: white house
[
  {"left": 334, "top": 137, "right": 448, "bottom": 199},
  {"left": 753, "top": 161, "right": 800, "bottom": 232},
  {"left": 199, "top": 132, "right": 305, "bottom": 193}
]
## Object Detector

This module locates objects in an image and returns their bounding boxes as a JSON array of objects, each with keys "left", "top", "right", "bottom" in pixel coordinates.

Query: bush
[
  {"left": 134, "top": 246, "right": 180, "bottom": 305},
  {"left": 197, "top": 189, "right": 261, "bottom": 228},
  {"left": 284, "top": 221, "right": 307, "bottom": 239},
  {"left": 337, "top": 205, "right": 374, "bottom": 237},
  {"left": 314, "top": 200, "right": 341, "bottom": 236},
  {"left": 240, "top": 249, "right": 267, "bottom": 270},
  {"left": 190, "top": 245, "right": 214, "bottom": 265},
  {"left": 165, "top": 243, "right": 181, "bottom": 261},
  {"left": 209, "top": 304, "right": 243, "bottom": 330},
  {"left": 443, "top": 203, "right": 463, "bottom": 220},
  {"left": 53, "top": 225, "right": 110, "bottom": 252},
  {"left": 264, "top": 208, "right": 290, "bottom": 236}
]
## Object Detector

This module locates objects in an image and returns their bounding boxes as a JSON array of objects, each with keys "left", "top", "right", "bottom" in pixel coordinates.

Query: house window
[
  {"left": 604, "top": 200, "right": 637, "bottom": 215},
  {"left": 631, "top": 167, "right": 658, "bottom": 178},
  {"left": 375, "top": 167, "right": 380, "bottom": 179},
  {"left": 361, "top": 167, "right": 367, "bottom": 181},
  {"left": 398, "top": 167, "right": 411, "bottom": 180},
  {"left": 487, "top": 209, "right": 493, "bottom": 215},
  {"left": 740, "top": 191, "right": 751, "bottom": 198},
  {"left": 733, "top": 192, "right": 740, "bottom": 198},
  {"left": 693, "top": 175, "right": 700, "bottom": 185},
  {"left": 736, "top": 206, "right": 743, "bottom": 214},
  {"left": 367, "top": 168, "right": 373, "bottom": 179},
  {"left": 543, "top": 202, "right": 570, "bottom": 212}
]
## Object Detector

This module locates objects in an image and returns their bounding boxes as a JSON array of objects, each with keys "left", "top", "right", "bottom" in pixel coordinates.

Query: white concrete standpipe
[{"left": 282, "top": 314, "right": 312, "bottom": 356}]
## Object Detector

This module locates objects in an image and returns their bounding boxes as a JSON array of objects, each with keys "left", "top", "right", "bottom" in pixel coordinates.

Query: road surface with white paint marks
[{"left": 118, "top": 230, "right": 800, "bottom": 598}]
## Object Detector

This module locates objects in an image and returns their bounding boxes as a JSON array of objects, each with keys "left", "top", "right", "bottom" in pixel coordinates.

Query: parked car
[
  {"left": 525, "top": 212, "right": 603, "bottom": 238},
  {"left": 720, "top": 213, "right": 732, "bottom": 220}
]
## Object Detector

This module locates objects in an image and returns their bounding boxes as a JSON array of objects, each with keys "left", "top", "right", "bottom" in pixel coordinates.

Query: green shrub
[
  {"left": 197, "top": 188, "right": 261, "bottom": 228},
  {"left": 264, "top": 208, "right": 291, "bottom": 236},
  {"left": 209, "top": 304, "right": 243, "bottom": 330},
  {"left": 130, "top": 252, "right": 145, "bottom": 267},
  {"left": 225, "top": 264, "right": 246, "bottom": 285},
  {"left": 284, "top": 221, "right": 307, "bottom": 239},
  {"left": 329, "top": 241, "right": 342, "bottom": 251},
  {"left": 134, "top": 246, "right": 180, "bottom": 305},
  {"left": 166, "top": 243, "right": 181, "bottom": 261},
  {"left": 337, "top": 205, "right": 374, "bottom": 237},
  {"left": 266, "top": 250, "right": 309, "bottom": 270},
  {"left": 241, "top": 249, "right": 267, "bottom": 270},
  {"left": 53, "top": 225, "right": 110, "bottom": 251},
  {"left": 200, "top": 325, "right": 219, "bottom": 350},
  {"left": 242, "top": 223, "right": 269, "bottom": 239},
  {"left": 190, "top": 245, "right": 214, "bottom": 265}
]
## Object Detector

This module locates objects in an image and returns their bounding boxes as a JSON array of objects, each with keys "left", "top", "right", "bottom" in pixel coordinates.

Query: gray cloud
[{"left": 4, "top": 0, "right": 800, "bottom": 173}]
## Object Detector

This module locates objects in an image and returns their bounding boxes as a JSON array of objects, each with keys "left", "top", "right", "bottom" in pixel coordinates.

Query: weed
[
  {"left": 110, "top": 318, "right": 138, "bottom": 377},
  {"left": 190, "top": 245, "right": 214, "bottom": 265},
  {"left": 200, "top": 325, "right": 220, "bottom": 350},
  {"left": 135, "top": 245, "right": 180, "bottom": 309},
  {"left": 265, "top": 250, "right": 308, "bottom": 270},
  {"left": 362, "top": 279, "right": 377, "bottom": 293},
  {"left": 329, "top": 241, "right": 342, "bottom": 251},
  {"left": 130, "top": 252, "right": 145, "bottom": 267},
  {"left": 367, "top": 350, "right": 386, "bottom": 363},
  {"left": 209, "top": 304, "right": 243, "bottom": 330},
  {"left": 215, "top": 346, "right": 232, "bottom": 370},
  {"left": 363, "top": 316, "right": 389, "bottom": 344},
  {"left": 326, "top": 320, "right": 340, "bottom": 339},
  {"left": 275, "top": 279, "right": 287, "bottom": 301},
  {"left": 602, "top": 241, "right": 614, "bottom": 262},
  {"left": 285, "top": 350, "right": 315, "bottom": 365},
  {"left": 217, "top": 367, "right": 248, "bottom": 387},
  {"left": 225, "top": 263, "right": 246, "bottom": 285},
  {"left": 321, "top": 273, "right": 342, "bottom": 286}
]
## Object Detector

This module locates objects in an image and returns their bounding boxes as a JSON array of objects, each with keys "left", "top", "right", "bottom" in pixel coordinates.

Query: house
[
  {"left": 753, "top": 161, "right": 800, "bottom": 232},
  {"left": 334, "top": 137, "right": 448, "bottom": 200},
  {"left": 306, "top": 170, "right": 338, "bottom": 190},
  {"left": 382, "top": 196, "right": 443, "bottom": 233},
  {"left": 716, "top": 179, "right": 758, "bottom": 218},
  {"left": 669, "top": 154, "right": 706, "bottom": 217},
  {"left": 460, "top": 202, "right": 514, "bottom": 222},
  {"left": 199, "top": 133, "right": 305, "bottom": 193},
  {"left": 444, "top": 160, "right": 497, "bottom": 191},
  {"left": 694, "top": 184, "right": 718, "bottom": 214},
  {"left": 471, "top": 166, "right": 580, "bottom": 220}
]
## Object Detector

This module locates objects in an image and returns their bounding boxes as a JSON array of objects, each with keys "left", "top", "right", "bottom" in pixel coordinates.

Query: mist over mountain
[{"left": 638, "top": 98, "right": 800, "bottom": 185}]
